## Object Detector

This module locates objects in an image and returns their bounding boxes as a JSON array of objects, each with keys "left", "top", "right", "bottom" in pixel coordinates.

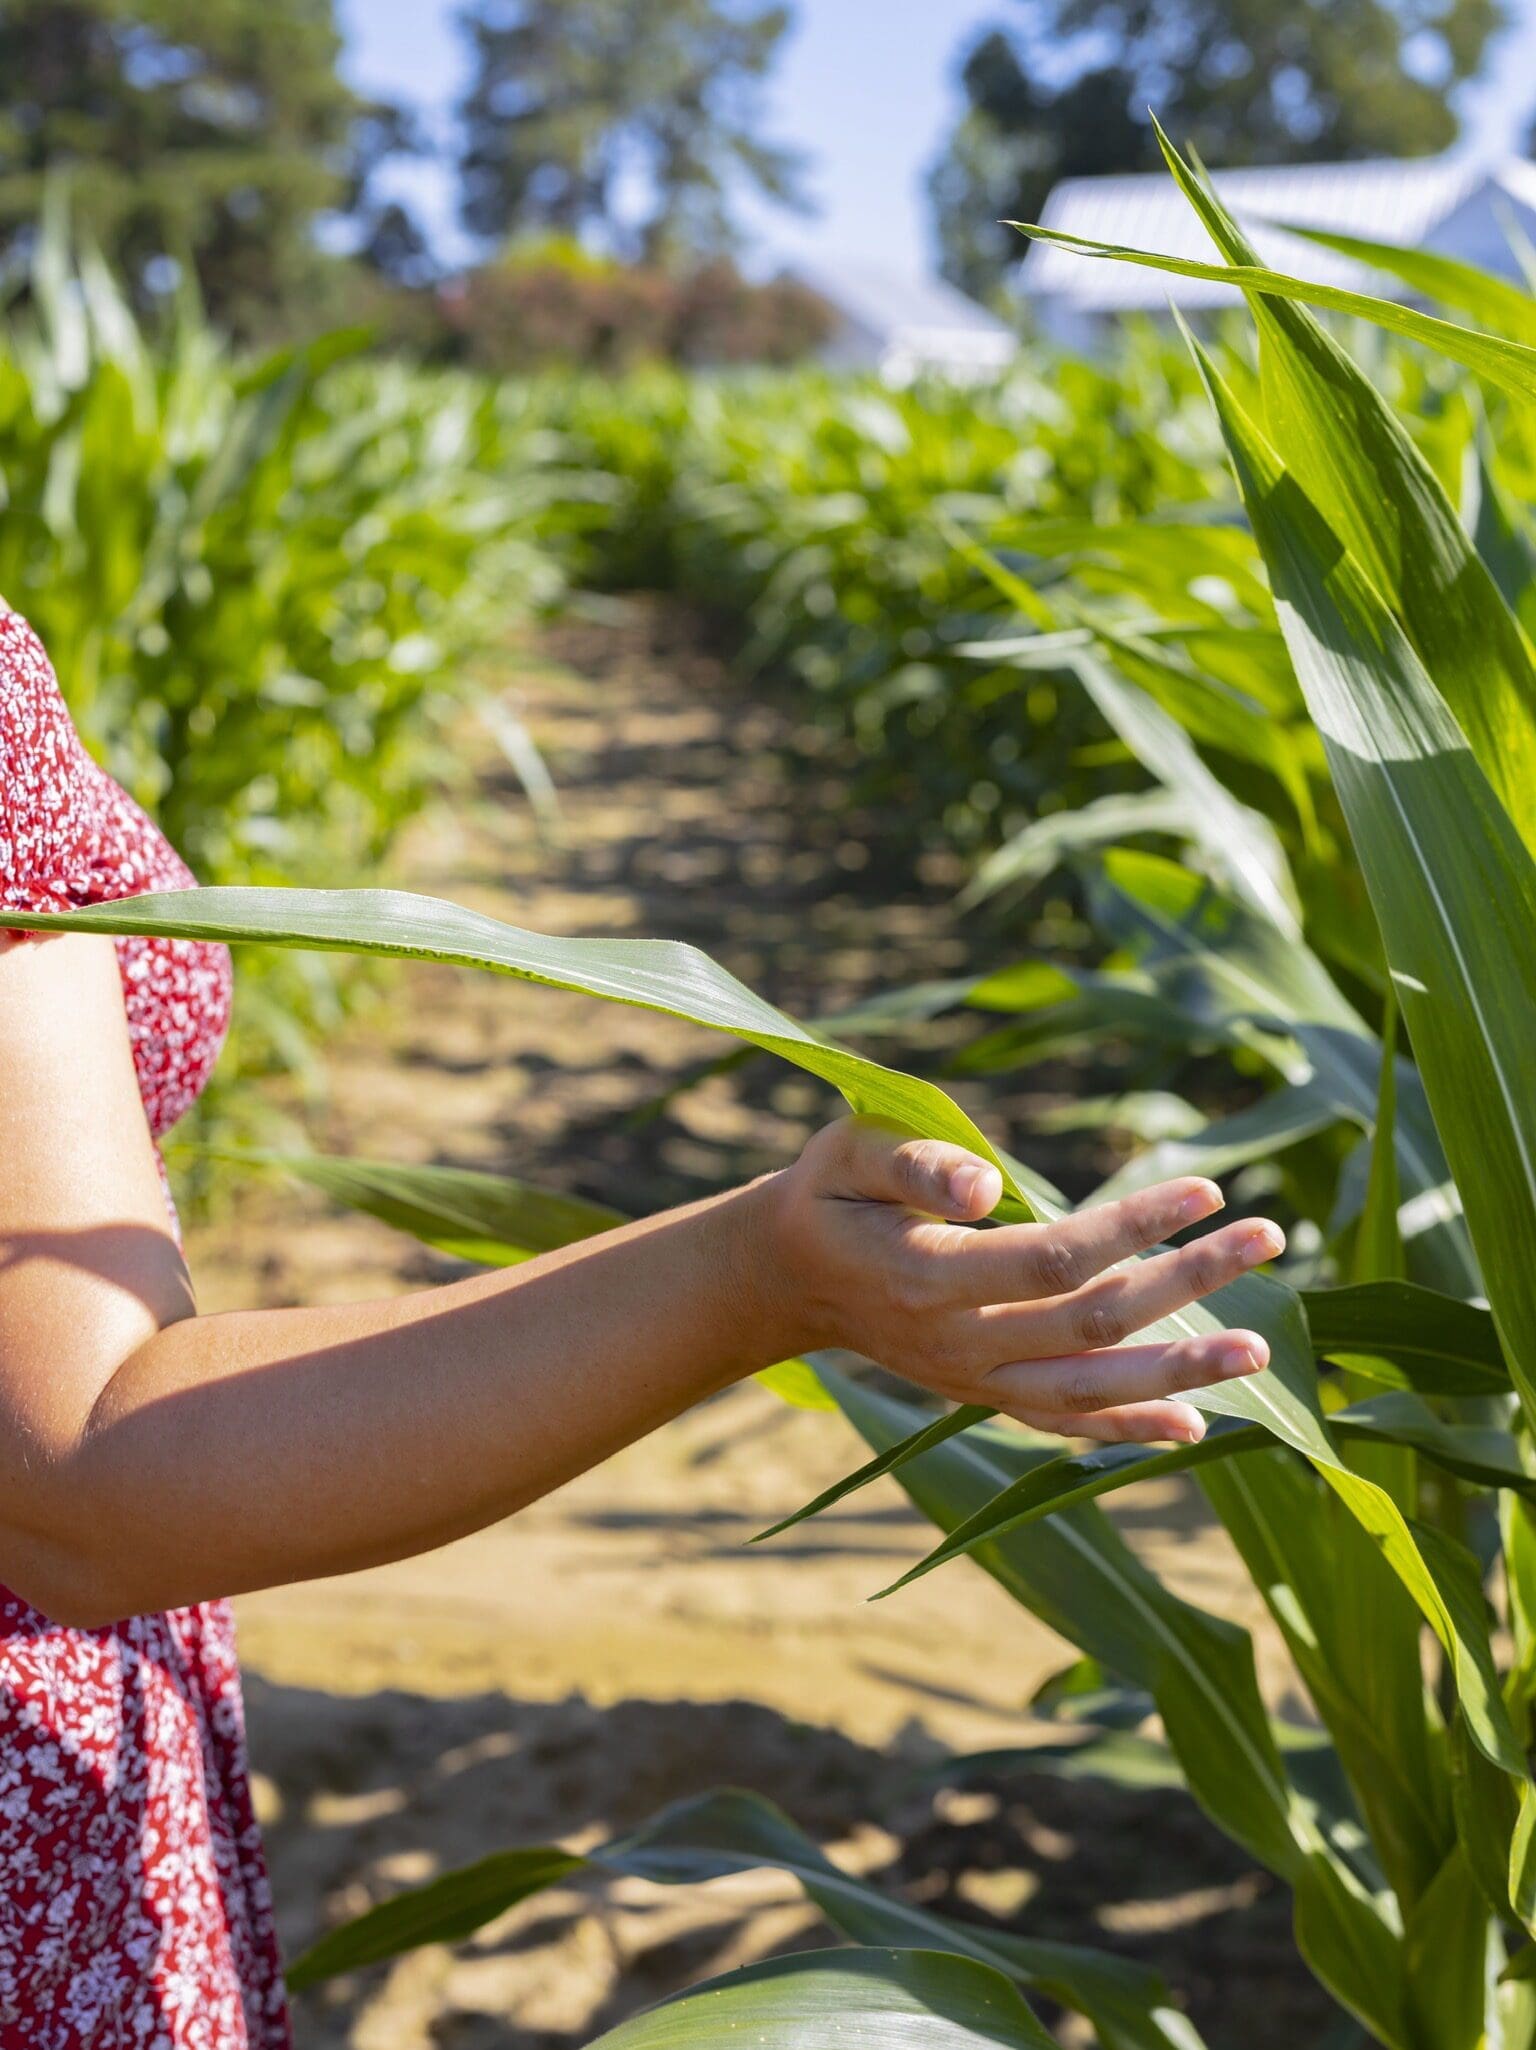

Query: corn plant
[
  {"left": 546, "top": 341, "right": 1232, "bottom": 855},
  {"left": 24, "top": 144, "right": 1536, "bottom": 2046},
  {"left": 0, "top": 204, "right": 590, "bottom": 1115}
]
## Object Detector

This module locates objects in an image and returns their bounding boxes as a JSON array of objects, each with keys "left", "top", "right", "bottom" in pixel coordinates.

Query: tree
[
  {"left": 929, "top": 0, "right": 1507, "bottom": 297},
  {"left": 0, "top": 0, "right": 423, "bottom": 336},
  {"left": 456, "top": 0, "right": 808, "bottom": 264}
]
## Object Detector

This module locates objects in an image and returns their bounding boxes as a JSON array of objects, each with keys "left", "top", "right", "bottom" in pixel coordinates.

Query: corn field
[{"left": 17, "top": 134, "right": 1536, "bottom": 2047}]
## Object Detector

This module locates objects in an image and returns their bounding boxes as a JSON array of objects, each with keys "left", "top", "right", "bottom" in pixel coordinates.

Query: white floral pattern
[{"left": 0, "top": 612, "right": 290, "bottom": 2047}]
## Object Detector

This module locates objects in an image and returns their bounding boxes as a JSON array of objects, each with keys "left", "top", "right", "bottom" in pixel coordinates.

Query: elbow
[
  {"left": 0, "top": 1550, "right": 137, "bottom": 1632},
  {"left": 0, "top": 1511, "right": 149, "bottom": 1632}
]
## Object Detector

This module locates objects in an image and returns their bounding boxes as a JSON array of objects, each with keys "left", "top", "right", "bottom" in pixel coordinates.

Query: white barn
[
  {"left": 1020, "top": 152, "right": 1536, "bottom": 348},
  {"left": 790, "top": 260, "right": 1018, "bottom": 384}
]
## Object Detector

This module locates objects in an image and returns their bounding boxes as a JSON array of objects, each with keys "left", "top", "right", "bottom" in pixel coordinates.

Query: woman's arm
[{"left": 0, "top": 932, "right": 1280, "bottom": 1628}]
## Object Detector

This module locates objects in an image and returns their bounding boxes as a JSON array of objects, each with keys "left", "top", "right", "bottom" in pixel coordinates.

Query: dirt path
[{"left": 184, "top": 600, "right": 1322, "bottom": 2048}]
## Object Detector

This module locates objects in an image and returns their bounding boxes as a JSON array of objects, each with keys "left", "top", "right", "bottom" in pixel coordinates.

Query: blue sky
[{"left": 339, "top": 0, "right": 1536, "bottom": 278}]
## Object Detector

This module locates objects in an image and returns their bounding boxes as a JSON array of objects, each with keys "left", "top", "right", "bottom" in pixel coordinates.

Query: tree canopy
[
  {"left": 0, "top": 0, "right": 420, "bottom": 336},
  {"left": 930, "top": 0, "right": 1508, "bottom": 297},
  {"left": 456, "top": 0, "right": 808, "bottom": 263}
]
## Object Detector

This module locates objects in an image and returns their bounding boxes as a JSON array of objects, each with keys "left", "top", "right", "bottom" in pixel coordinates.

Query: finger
[
  {"left": 910, "top": 1176, "right": 1226, "bottom": 1308},
  {"left": 1017, "top": 1400, "right": 1209, "bottom": 1445},
  {"left": 822, "top": 1117, "right": 1003, "bottom": 1221},
  {"left": 982, "top": 1329, "right": 1268, "bottom": 1416},
  {"left": 974, "top": 1216, "right": 1285, "bottom": 1359}
]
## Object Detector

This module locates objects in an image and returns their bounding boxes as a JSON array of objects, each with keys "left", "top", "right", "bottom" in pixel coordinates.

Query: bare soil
[{"left": 184, "top": 599, "right": 1330, "bottom": 2049}]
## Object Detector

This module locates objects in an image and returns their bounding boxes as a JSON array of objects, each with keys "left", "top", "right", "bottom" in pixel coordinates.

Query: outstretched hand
[{"left": 761, "top": 1118, "right": 1284, "bottom": 1445}]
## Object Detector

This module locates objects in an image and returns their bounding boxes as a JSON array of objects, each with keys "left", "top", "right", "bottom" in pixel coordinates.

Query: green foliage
[
  {"left": 44, "top": 149, "right": 1536, "bottom": 2048},
  {"left": 456, "top": 0, "right": 806, "bottom": 262},
  {"left": 26, "top": 125, "right": 1536, "bottom": 2045},
  {"left": 0, "top": 0, "right": 417, "bottom": 337},
  {"left": 0, "top": 216, "right": 584, "bottom": 1110},
  {"left": 929, "top": 0, "right": 1506, "bottom": 296},
  {"left": 548, "top": 339, "right": 1229, "bottom": 854}
]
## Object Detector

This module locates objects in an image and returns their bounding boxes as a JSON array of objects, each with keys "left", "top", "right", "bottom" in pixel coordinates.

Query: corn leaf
[
  {"left": 1302, "top": 1283, "right": 1508, "bottom": 1398},
  {"left": 9, "top": 887, "right": 1032, "bottom": 1214},
  {"left": 587, "top": 1949, "right": 1061, "bottom": 2050},
  {"left": 1271, "top": 224, "right": 1536, "bottom": 346},
  {"left": 1184, "top": 339, "right": 1536, "bottom": 1454},
  {"left": 824, "top": 1369, "right": 1409, "bottom": 2025},
  {"left": 1152, "top": 122, "right": 1536, "bottom": 866},
  {"left": 869, "top": 1402, "right": 1534, "bottom": 1601},
  {"left": 1007, "top": 218, "right": 1536, "bottom": 403}
]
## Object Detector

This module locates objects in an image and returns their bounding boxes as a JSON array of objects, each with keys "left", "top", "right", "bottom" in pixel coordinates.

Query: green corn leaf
[
  {"left": 1354, "top": 991, "right": 1405, "bottom": 1283},
  {"left": 1202, "top": 1449, "right": 1452, "bottom": 1926},
  {"left": 930, "top": 1730, "right": 1190, "bottom": 1795},
  {"left": 244, "top": 1150, "right": 623, "bottom": 1264},
  {"left": 1270, "top": 224, "right": 1536, "bottom": 346},
  {"left": 1448, "top": 1712, "right": 1522, "bottom": 1923},
  {"left": 1090, "top": 854, "right": 1478, "bottom": 1296},
  {"left": 1182, "top": 335, "right": 1536, "bottom": 1453},
  {"left": 868, "top": 1401, "right": 1535, "bottom": 1602},
  {"left": 750, "top": 1401, "right": 996, "bottom": 1544},
  {"left": 958, "top": 566, "right": 1301, "bottom": 934},
  {"left": 817, "top": 1369, "right": 1304, "bottom": 1877},
  {"left": 1300, "top": 1282, "right": 1507, "bottom": 1397},
  {"left": 586, "top": 1949, "right": 1060, "bottom": 2050},
  {"left": 1400, "top": 1845, "right": 1491, "bottom": 2050},
  {"left": 1292, "top": 1848, "right": 1410, "bottom": 2050},
  {"left": 1151, "top": 121, "right": 1536, "bottom": 868},
  {"left": 1087, "top": 1080, "right": 1341, "bottom": 1203},
  {"left": 960, "top": 788, "right": 1197, "bottom": 908},
  {"left": 1006, "top": 218, "right": 1536, "bottom": 403},
  {"left": 7, "top": 886, "right": 1031, "bottom": 1214}
]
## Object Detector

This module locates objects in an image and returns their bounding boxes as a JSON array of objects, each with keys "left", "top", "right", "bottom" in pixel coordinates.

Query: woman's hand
[{"left": 756, "top": 1118, "right": 1285, "bottom": 1445}]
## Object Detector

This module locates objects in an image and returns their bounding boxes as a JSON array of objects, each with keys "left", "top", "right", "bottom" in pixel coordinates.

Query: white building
[
  {"left": 790, "top": 260, "right": 1018, "bottom": 383},
  {"left": 1020, "top": 152, "right": 1536, "bottom": 348}
]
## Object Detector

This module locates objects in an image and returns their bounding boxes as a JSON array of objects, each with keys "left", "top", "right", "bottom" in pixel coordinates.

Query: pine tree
[
  {"left": 457, "top": 0, "right": 807, "bottom": 263},
  {"left": 0, "top": 0, "right": 419, "bottom": 336}
]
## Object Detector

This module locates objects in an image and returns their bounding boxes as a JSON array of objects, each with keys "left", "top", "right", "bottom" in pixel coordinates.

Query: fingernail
[
  {"left": 949, "top": 1163, "right": 997, "bottom": 1211},
  {"left": 1178, "top": 1181, "right": 1223, "bottom": 1224},
  {"left": 1219, "top": 1342, "right": 1260, "bottom": 1378},
  {"left": 1173, "top": 1413, "right": 1207, "bottom": 1443},
  {"left": 1239, "top": 1225, "right": 1284, "bottom": 1268}
]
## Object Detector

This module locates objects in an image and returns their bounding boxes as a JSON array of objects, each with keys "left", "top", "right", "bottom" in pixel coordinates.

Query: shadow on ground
[{"left": 252, "top": 1678, "right": 1332, "bottom": 2049}]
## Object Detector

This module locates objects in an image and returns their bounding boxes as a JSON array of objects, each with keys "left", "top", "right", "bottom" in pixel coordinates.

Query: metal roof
[
  {"left": 1021, "top": 152, "right": 1516, "bottom": 312},
  {"left": 791, "top": 259, "right": 1015, "bottom": 340}
]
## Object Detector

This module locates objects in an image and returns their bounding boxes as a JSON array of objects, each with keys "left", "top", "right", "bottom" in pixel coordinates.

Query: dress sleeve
[{"left": 0, "top": 606, "right": 95, "bottom": 930}]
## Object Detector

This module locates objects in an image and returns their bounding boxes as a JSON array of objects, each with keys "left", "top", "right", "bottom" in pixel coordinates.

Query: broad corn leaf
[
  {"left": 586, "top": 1950, "right": 1061, "bottom": 2050},
  {"left": 7, "top": 887, "right": 1033, "bottom": 1214},
  {"left": 1272, "top": 224, "right": 1536, "bottom": 347},
  {"left": 1151, "top": 121, "right": 1536, "bottom": 864},
  {"left": 1007, "top": 218, "right": 1536, "bottom": 402},
  {"left": 1186, "top": 339, "right": 1536, "bottom": 1459}
]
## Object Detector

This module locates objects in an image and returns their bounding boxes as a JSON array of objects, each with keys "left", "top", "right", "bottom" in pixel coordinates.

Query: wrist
[{"left": 717, "top": 1169, "right": 817, "bottom": 1371}]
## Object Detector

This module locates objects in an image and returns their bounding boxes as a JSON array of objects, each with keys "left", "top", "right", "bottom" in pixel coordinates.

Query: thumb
[{"left": 826, "top": 1119, "right": 1003, "bottom": 1220}]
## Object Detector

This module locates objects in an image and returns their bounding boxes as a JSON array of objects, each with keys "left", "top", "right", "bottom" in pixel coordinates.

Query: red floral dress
[{"left": 0, "top": 609, "right": 291, "bottom": 2048}]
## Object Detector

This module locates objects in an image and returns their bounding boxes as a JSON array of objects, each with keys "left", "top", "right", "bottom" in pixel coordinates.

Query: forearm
[{"left": 9, "top": 1176, "right": 790, "bottom": 1626}]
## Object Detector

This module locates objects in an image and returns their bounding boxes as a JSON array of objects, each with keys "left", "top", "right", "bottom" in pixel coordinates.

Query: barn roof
[
  {"left": 792, "top": 259, "right": 1015, "bottom": 341},
  {"left": 1021, "top": 152, "right": 1525, "bottom": 312}
]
